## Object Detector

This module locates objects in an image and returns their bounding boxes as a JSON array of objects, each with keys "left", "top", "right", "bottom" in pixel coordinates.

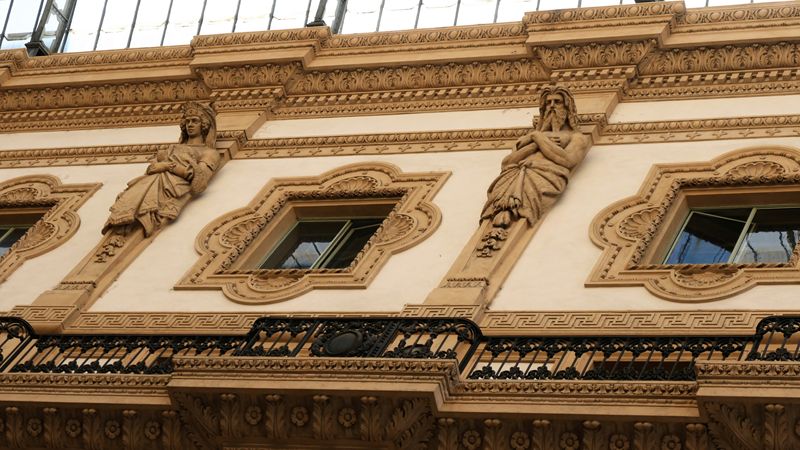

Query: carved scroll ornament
[
  {"left": 588, "top": 146, "right": 800, "bottom": 302},
  {"left": 0, "top": 175, "right": 99, "bottom": 283}
]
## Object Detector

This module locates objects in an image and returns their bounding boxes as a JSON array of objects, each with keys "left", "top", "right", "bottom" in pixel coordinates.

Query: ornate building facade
[{"left": 0, "top": 1, "right": 799, "bottom": 449}]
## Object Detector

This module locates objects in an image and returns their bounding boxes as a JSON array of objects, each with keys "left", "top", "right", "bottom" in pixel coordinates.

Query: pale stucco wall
[{"left": 1, "top": 96, "right": 800, "bottom": 314}]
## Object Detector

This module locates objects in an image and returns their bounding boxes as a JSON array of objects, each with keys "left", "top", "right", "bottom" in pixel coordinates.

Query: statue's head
[
  {"left": 179, "top": 102, "right": 216, "bottom": 147},
  {"left": 536, "top": 87, "right": 579, "bottom": 132}
]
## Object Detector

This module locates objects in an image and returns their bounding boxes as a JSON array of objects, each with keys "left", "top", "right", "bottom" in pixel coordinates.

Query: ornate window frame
[
  {"left": 177, "top": 162, "right": 448, "bottom": 304},
  {"left": 0, "top": 175, "right": 100, "bottom": 282},
  {"left": 587, "top": 146, "right": 800, "bottom": 302}
]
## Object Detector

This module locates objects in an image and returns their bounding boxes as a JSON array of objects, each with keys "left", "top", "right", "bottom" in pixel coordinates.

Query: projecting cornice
[{"left": 0, "top": 1, "right": 799, "bottom": 132}]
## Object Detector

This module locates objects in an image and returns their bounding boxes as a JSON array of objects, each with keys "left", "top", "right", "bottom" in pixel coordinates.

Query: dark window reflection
[
  {"left": 260, "top": 218, "right": 385, "bottom": 270},
  {"left": 665, "top": 209, "right": 750, "bottom": 264},
  {"left": 735, "top": 208, "right": 800, "bottom": 263}
]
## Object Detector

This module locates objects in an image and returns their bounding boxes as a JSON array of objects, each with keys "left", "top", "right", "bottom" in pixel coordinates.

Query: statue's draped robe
[
  {"left": 481, "top": 136, "right": 573, "bottom": 226},
  {"left": 104, "top": 144, "right": 218, "bottom": 236}
]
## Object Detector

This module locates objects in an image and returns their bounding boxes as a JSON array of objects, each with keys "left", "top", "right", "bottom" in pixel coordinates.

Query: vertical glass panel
[
  {"left": 0, "top": 0, "right": 42, "bottom": 49},
  {"left": 538, "top": 0, "right": 577, "bottom": 10},
  {"left": 378, "top": 0, "right": 419, "bottom": 31},
  {"left": 416, "top": 0, "right": 457, "bottom": 28},
  {"left": 456, "top": 0, "right": 497, "bottom": 26},
  {"left": 0, "top": 0, "right": 13, "bottom": 40},
  {"left": 40, "top": 8, "right": 64, "bottom": 50},
  {"left": 340, "top": 0, "right": 380, "bottom": 33},
  {"left": 199, "top": 0, "right": 237, "bottom": 35},
  {"left": 495, "top": 0, "right": 537, "bottom": 22},
  {"left": 62, "top": 0, "right": 104, "bottom": 52},
  {"left": 95, "top": 0, "right": 138, "bottom": 50},
  {"left": 665, "top": 209, "right": 750, "bottom": 264},
  {"left": 305, "top": 0, "right": 337, "bottom": 27},
  {"left": 129, "top": 0, "right": 170, "bottom": 48},
  {"left": 580, "top": 0, "right": 625, "bottom": 6},
  {"left": 0, "top": 227, "right": 29, "bottom": 258},
  {"left": 235, "top": 0, "right": 271, "bottom": 31},
  {"left": 734, "top": 208, "right": 800, "bottom": 264},
  {"left": 162, "top": 0, "right": 201, "bottom": 46},
  {"left": 260, "top": 221, "right": 346, "bottom": 270},
  {"left": 270, "top": 0, "right": 307, "bottom": 30},
  {"left": 323, "top": 219, "right": 384, "bottom": 269}
]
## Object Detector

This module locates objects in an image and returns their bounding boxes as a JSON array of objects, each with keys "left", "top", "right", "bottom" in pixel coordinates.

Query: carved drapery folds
[
  {"left": 178, "top": 162, "right": 447, "bottom": 304},
  {"left": 104, "top": 102, "right": 220, "bottom": 238},
  {"left": 479, "top": 86, "right": 590, "bottom": 256},
  {"left": 588, "top": 147, "right": 800, "bottom": 302},
  {"left": 0, "top": 175, "right": 99, "bottom": 283}
]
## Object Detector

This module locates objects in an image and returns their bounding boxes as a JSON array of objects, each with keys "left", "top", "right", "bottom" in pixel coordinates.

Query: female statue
[{"left": 104, "top": 102, "right": 220, "bottom": 237}]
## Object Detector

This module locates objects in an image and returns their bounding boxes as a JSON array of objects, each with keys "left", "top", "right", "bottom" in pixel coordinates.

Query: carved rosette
[
  {"left": 0, "top": 175, "right": 100, "bottom": 282},
  {"left": 177, "top": 162, "right": 448, "bottom": 304},
  {"left": 588, "top": 147, "right": 800, "bottom": 302}
]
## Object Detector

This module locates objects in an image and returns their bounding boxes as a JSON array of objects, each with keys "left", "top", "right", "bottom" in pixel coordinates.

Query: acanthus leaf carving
[
  {"left": 384, "top": 398, "right": 434, "bottom": 450},
  {"left": 763, "top": 404, "right": 788, "bottom": 450},
  {"left": 705, "top": 402, "right": 760, "bottom": 450}
]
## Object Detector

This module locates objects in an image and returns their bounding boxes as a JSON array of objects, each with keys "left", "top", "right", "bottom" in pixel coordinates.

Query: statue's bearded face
[{"left": 542, "top": 93, "right": 567, "bottom": 132}]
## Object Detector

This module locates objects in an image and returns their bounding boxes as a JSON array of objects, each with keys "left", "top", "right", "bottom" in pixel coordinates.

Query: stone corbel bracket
[
  {"left": 588, "top": 146, "right": 800, "bottom": 302},
  {"left": 177, "top": 162, "right": 448, "bottom": 304}
]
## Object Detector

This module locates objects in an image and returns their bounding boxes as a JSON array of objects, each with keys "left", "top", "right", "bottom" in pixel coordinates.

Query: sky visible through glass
[{"left": 0, "top": 0, "right": 780, "bottom": 53}]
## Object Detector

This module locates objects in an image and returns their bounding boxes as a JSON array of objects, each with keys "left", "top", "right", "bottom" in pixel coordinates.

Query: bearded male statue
[{"left": 481, "top": 87, "right": 590, "bottom": 228}]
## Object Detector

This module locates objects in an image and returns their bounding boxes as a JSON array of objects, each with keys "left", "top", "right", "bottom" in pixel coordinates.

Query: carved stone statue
[
  {"left": 481, "top": 86, "right": 590, "bottom": 228},
  {"left": 103, "top": 102, "right": 220, "bottom": 237}
]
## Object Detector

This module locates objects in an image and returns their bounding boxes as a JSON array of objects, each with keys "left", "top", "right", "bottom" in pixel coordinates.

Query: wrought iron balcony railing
[{"left": 0, "top": 315, "right": 798, "bottom": 381}]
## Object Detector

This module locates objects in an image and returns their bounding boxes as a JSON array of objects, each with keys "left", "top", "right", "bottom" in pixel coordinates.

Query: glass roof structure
[{"left": 0, "top": 0, "right": 781, "bottom": 55}]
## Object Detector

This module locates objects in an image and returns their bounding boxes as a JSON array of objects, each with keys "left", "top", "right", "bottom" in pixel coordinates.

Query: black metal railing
[{"left": 0, "top": 315, "right": 798, "bottom": 381}]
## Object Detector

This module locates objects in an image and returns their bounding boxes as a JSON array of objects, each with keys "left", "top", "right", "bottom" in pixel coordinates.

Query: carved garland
[
  {"left": 0, "top": 175, "right": 100, "bottom": 282},
  {"left": 177, "top": 162, "right": 448, "bottom": 304},
  {"left": 588, "top": 147, "right": 800, "bottom": 302}
]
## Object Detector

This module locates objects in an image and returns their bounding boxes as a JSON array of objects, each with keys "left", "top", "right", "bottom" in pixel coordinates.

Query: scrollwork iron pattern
[
  {"left": 1, "top": 316, "right": 798, "bottom": 379},
  {"left": 0, "top": 317, "right": 34, "bottom": 372}
]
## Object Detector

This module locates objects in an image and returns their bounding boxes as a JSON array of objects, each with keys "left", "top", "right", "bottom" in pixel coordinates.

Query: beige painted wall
[
  {"left": 0, "top": 163, "right": 148, "bottom": 312},
  {"left": 3, "top": 96, "right": 800, "bottom": 314},
  {"left": 492, "top": 136, "right": 800, "bottom": 312},
  {"left": 90, "top": 150, "right": 505, "bottom": 312}
]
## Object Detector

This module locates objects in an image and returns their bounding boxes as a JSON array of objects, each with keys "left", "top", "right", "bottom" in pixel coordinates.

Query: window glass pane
[
  {"left": 0, "top": 0, "right": 12, "bottom": 40},
  {"left": 129, "top": 0, "right": 169, "bottom": 48},
  {"left": 416, "top": 0, "right": 457, "bottom": 28},
  {"left": 162, "top": 0, "right": 201, "bottom": 46},
  {"left": 199, "top": 0, "right": 237, "bottom": 35},
  {"left": 323, "top": 219, "right": 384, "bottom": 269},
  {"left": 40, "top": 8, "right": 64, "bottom": 51},
  {"left": 378, "top": 0, "right": 419, "bottom": 31},
  {"left": 270, "top": 0, "right": 307, "bottom": 30},
  {"left": 96, "top": 0, "right": 137, "bottom": 50},
  {"left": 235, "top": 0, "right": 272, "bottom": 32},
  {"left": 1, "top": 0, "right": 43, "bottom": 49},
  {"left": 733, "top": 208, "right": 800, "bottom": 264},
  {"left": 665, "top": 209, "right": 750, "bottom": 264},
  {"left": 261, "top": 221, "right": 345, "bottom": 270},
  {"left": 62, "top": 0, "right": 104, "bottom": 52},
  {"left": 340, "top": 0, "right": 380, "bottom": 34},
  {"left": 538, "top": 0, "right": 577, "bottom": 10},
  {"left": 456, "top": 0, "right": 497, "bottom": 26},
  {"left": 495, "top": 0, "right": 537, "bottom": 22},
  {"left": 0, "top": 227, "right": 29, "bottom": 258}
]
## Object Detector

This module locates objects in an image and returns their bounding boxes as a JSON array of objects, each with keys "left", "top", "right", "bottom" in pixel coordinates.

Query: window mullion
[
  {"left": 662, "top": 211, "right": 694, "bottom": 264},
  {"left": 314, "top": 220, "right": 352, "bottom": 269},
  {"left": 0, "top": 227, "right": 14, "bottom": 246},
  {"left": 729, "top": 207, "right": 758, "bottom": 263}
]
